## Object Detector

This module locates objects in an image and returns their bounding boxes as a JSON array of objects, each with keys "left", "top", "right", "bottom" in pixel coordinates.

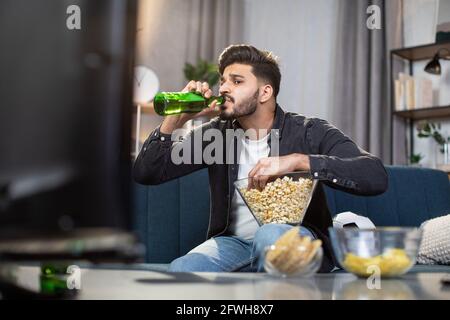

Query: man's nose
[{"left": 219, "top": 82, "right": 230, "bottom": 95}]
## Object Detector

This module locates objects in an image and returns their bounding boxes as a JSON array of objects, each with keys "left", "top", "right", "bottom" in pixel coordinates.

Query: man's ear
[{"left": 259, "top": 84, "right": 274, "bottom": 103}]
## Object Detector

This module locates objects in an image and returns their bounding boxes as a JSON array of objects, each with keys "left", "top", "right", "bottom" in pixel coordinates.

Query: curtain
[
  {"left": 185, "top": 0, "right": 244, "bottom": 68},
  {"left": 332, "top": 0, "right": 404, "bottom": 164},
  {"left": 387, "top": 0, "right": 408, "bottom": 165}
]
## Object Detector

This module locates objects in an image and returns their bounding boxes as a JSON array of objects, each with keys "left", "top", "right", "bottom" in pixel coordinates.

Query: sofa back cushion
[{"left": 133, "top": 169, "right": 210, "bottom": 262}]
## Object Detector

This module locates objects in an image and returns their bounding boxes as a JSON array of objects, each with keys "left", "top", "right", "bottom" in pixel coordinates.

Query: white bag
[{"left": 417, "top": 214, "right": 450, "bottom": 265}]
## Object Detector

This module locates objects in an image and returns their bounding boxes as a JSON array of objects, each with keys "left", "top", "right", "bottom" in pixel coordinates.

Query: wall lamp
[{"left": 424, "top": 48, "right": 450, "bottom": 75}]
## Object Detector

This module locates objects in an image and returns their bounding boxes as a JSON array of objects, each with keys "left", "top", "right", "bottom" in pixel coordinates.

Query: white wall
[
  {"left": 403, "top": 0, "right": 440, "bottom": 47},
  {"left": 438, "top": 0, "right": 450, "bottom": 24}
]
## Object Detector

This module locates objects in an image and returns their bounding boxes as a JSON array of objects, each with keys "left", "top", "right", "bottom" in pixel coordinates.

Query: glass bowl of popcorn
[
  {"left": 234, "top": 171, "right": 318, "bottom": 226},
  {"left": 329, "top": 227, "right": 423, "bottom": 278},
  {"left": 263, "top": 227, "right": 323, "bottom": 277}
]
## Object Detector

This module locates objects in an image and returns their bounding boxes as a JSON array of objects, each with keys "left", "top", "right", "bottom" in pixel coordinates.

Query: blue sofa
[{"left": 132, "top": 166, "right": 450, "bottom": 271}]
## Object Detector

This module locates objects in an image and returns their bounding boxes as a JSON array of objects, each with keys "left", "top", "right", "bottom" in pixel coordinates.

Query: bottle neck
[{"left": 207, "top": 95, "right": 224, "bottom": 105}]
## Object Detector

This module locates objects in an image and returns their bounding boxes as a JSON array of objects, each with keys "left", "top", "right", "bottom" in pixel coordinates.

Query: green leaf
[
  {"left": 183, "top": 59, "right": 220, "bottom": 87},
  {"left": 433, "top": 131, "right": 446, "bottom": 145},
  {"left": 410, "top": 153, "right": 424, "bottom": 164}
]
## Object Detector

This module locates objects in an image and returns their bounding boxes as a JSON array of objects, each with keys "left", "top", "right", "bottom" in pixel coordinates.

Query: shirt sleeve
[
  {"left": 132, "top": 122, "right": 209, "bottom": 185},
  {"left": 306, "top": 118, "right": 388, "bottom": 195}
]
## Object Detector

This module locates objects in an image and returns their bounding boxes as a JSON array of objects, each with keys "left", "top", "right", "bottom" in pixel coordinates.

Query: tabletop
[{"left": 6, "top": 265, "right": 450, "bottom": 300}]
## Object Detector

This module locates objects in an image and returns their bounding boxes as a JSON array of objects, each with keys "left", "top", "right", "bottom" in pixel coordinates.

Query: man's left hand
[{"left": 247, "top": 154, "right": 310, "bottom": 190}]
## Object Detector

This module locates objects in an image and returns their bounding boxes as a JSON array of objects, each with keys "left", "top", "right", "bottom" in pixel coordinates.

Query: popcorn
[{"left": 239, "top": 176, "right": 313, "bottom": 225}]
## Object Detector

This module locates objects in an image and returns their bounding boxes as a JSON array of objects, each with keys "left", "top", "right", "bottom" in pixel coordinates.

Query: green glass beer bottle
[
  {"left": 153, "top": 92, "right": 224, "bottom": 116},
  {"left": 40, "top": 263, "right": 77, "bottom": 297}
]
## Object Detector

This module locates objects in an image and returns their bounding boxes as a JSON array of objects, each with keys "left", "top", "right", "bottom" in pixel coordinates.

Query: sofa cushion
[
  {"left": 323, "top": 166, "right": 450, "bottom": 227},
  {"left": 133, "top": 178, "right": 181, "bottom": 262},
  {"left": 133, "top": 169, "right": 210, "bottom": 263}
]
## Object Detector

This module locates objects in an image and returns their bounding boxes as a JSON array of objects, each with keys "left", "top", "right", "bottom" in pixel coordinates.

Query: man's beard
[{"left": 219, "top": 89, "right": 259, "bottom": 120}]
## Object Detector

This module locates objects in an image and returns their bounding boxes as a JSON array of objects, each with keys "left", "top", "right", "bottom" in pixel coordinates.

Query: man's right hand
[{"left": 160, "top": 80, "right": 219, "bottom": 134}]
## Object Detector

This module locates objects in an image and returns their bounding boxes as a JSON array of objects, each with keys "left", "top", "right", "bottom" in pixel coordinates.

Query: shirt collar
[{"left": 231, "top": 103, "right": 286, "bottom": 138}]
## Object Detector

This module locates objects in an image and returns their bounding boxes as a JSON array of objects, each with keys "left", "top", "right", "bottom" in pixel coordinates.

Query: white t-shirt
[{"left": 229, "top": 134, "right": 270, "bottom": 240}]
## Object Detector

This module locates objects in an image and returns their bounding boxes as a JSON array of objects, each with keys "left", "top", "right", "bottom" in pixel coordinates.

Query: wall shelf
[
  {"left": 393, "top": 105, "right": 450, "bottom": 121},
  {"left": 391, "top": 41, "right": 450, "bottom": 61}
]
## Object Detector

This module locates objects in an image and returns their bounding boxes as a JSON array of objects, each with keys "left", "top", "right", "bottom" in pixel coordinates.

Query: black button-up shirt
[{"left": 133, "top": 104, "right": 388, "bottom": 272}]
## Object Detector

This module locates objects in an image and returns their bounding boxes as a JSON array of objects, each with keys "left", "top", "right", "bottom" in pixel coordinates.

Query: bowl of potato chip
[
  {"left": 329, "top": 227, "right": 423, "bottom": 278},
  {"left": 234, "top": 172, "right": 318, "bottom": 226},
  {"left": 264, "top": 227, "right": 323, "bottom": 277}
]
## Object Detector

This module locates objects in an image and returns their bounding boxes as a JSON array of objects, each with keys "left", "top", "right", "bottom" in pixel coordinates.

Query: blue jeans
[{"left": 168, "top": 224, "right": 315, "bottom": 272}]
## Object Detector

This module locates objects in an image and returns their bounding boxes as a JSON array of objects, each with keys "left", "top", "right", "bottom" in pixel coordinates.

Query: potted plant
[{"left": 416, "top": 121, "right": 450, "bottom": 168}]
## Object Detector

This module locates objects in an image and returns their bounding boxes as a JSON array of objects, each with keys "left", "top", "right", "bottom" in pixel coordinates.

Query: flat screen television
[{"left": 0, "top": 0, "right": 140, "bottom": 262}]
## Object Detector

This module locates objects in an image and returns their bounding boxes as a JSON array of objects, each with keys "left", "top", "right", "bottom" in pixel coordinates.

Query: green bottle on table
[
  {"left": 153, "top": 92, "right": 224, "bottom": 116},
  {"left": 40, "top": 263, "right": 77, "bottom": 297}
]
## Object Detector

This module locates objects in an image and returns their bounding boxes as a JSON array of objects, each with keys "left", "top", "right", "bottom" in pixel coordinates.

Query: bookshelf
[{"left": 390, "top": 40, "right": 450, "bottom": 165}]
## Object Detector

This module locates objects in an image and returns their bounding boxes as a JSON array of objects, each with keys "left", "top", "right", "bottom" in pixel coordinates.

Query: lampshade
[
  {"left": 424, "top": 53, "right": 441, "bottom": 75},
  {"left": 133, "top": 66, "right": 159, "bottom": 104}
]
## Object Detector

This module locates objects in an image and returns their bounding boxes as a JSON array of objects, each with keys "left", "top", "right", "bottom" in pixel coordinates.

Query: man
[{"left": 133, "top": 44, "right": 388, "bottom": 273}]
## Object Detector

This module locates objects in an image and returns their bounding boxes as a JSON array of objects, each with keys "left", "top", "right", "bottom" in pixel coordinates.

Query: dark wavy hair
[{"left": 218, "top": 44, "right": 281, "bottom": 98}]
